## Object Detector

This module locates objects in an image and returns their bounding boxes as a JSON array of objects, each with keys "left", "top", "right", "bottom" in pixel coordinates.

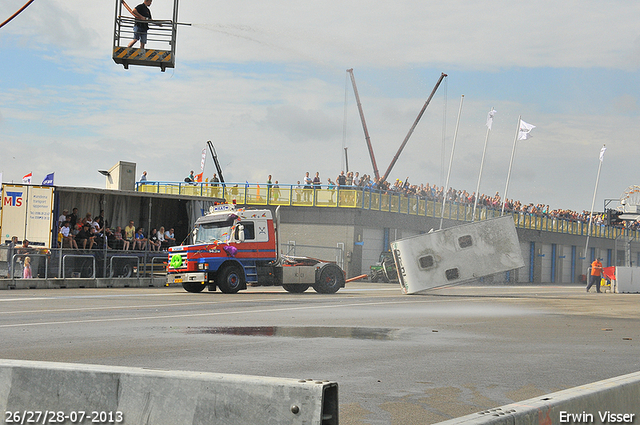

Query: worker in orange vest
[{"left": 586, "top": 258, "right": 603, "bottom": 293}]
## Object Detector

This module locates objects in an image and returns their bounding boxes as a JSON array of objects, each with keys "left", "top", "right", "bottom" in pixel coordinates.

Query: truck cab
[
  {"left": 167, "top": 204, "right": 345, "bottom": 294},
  {"left": 167, "top": 204, "right": 277, "bottom": 293}
]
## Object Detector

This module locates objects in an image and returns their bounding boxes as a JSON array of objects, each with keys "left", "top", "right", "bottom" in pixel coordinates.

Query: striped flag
[{"left": 22, "top": 172, "right": 32, "bottom": 184}]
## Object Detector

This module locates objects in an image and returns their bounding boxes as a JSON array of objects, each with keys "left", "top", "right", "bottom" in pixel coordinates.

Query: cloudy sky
[{"left": 1, "top": 0, "right": 640, "bottom": 212}]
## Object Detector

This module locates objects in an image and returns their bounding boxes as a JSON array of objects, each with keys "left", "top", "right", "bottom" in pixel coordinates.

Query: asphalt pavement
[{"left": 1, "top": 282, "right": 639, "bottom": 424}]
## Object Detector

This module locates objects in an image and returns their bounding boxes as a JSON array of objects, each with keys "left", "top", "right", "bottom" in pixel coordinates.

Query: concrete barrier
[
  {"left": 0, "top": 278, "right": 165, "bottom": 290},
  {"left": 435, "top": 371, "right": 640, "bottom": 425},
  {"left": 0, "top": 359, "right": 338, "bottom": 425}
]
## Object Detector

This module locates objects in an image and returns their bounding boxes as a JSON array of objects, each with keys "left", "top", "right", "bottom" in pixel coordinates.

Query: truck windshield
[{"left": 195, "top": 220, "right": 234, "bottom": 243}]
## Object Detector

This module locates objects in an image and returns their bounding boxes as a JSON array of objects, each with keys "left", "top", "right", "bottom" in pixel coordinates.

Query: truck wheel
[
  {"left": 183, "top": 282, "right": 206, "bottom": 293},
  {"left": 313, "top": 264, "right": 345, "bottom": 294},
  {"left": 282, "top": 284, "right": 309, "bottom": 293},
  {"left": 218, "top": 265, "right": 244, "bottom": 294}
]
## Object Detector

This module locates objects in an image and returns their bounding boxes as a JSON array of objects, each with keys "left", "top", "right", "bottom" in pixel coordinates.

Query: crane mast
[
  {"left": 347, "top": 69, "right": 381, "bottom": 182},
  {"left": 381, "top": 72, "right": 447, "bottom": 183},
  {"left": 207, "top": 140, "right": 225, "bottom": 183}
]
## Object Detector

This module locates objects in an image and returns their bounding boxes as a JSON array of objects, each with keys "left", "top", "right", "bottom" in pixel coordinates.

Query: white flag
[
  {"left": 599, "top": 145, "right": 606, "bottom": 162},
  {"left": 518, "top": 120, "right": 535, "bottom": 140},
  {"left": 486, "top": 108, "right": 497, "bottom": 130},
  {"left": 200, "top": 148, "right": 206, "bottom": 172}
]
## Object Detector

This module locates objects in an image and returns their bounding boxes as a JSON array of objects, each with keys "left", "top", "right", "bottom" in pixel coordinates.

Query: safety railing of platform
[
  {"left": 114, "top": 17, "right": 174, "bottom": 49},
  {"left": 135, "top": 181, "right": 640, "bottom": 241}
]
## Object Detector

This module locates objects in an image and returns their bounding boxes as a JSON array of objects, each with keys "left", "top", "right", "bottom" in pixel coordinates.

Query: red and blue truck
[{"left": 166, "top": 204, "right": 345, "bottom": 294}]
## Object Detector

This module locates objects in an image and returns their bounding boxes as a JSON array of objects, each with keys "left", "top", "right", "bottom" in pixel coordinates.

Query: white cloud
[
  {"left": 4, "top": 0, "right": 639, "bottom": 69},
  {"left": 2, "top": 0, "right": 640, "bottom": 213}
]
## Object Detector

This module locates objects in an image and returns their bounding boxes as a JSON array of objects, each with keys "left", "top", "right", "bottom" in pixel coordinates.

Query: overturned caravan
[{"left": 391, "top": 216, "right": 525, "bottom": 294}]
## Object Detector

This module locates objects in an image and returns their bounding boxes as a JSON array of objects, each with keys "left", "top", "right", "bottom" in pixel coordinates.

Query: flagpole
[
  {"left": 200, "top": 147, "right": 207, "bottom": 181},
  {"left": 440, "top": 95, "right": 464, "bottom": 230},
  {"left": 473, "top": 108, "right": 493, "bottom": 222},
  {"left": 584, "top": 144, "right": 606, "bottom": 263},
  {"left": 501, "top": 116, "right": 521, "bottom": 215}
]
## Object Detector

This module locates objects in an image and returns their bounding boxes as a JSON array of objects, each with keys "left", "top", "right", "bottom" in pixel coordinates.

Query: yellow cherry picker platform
[{"left": 112, "top": 0, "right": 188, "bottom": 72}]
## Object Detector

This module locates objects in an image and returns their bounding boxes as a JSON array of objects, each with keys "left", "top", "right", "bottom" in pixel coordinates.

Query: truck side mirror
[{"left": 236, "top": 224, "right": 245, "bottom": 242}]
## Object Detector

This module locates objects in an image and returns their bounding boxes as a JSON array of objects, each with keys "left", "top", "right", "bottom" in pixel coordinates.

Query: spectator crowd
[
  {"left": 279, "top": 169, "right": 639, "bottom": 230},
  {"left": 57, "top": 207, "right": 177, "bottom": 251}
]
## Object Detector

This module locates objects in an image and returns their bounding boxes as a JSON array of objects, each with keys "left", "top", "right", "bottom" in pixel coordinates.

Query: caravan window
[
  {"left": 458, "top": 235, "right": 473, "bottom": 249},
  {"left": 418, "top": 255, "right": 435, "bottom": 269},
  {"left": 445, "top": 268, "right": 459, "bottom": 281}
]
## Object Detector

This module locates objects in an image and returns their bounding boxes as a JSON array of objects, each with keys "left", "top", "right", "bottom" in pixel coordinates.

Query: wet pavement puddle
[{"left": 186, "top": 326, "right": 398, "bottom": 340}]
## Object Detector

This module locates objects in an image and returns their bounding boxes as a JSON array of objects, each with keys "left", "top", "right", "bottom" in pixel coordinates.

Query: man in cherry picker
[{"left": 127, "top": 0, "right": 153, "bottom": 49}]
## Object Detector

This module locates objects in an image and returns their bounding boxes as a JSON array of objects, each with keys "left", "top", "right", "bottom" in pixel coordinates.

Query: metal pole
[
  {"left": 113, "top": 0, "right": 120, "bottom": 49},
  {"left": 342, "top": 72, "right": 349, "bottom": 173},
  {"left": 585, "top": 144, "right": 605, "bottom": 263},
  {"left": 103, "top": 196, "right": 107, "bottom": 278},
  {"left": 344, "top": 147, "right": 349, "bottom": 173},
  {"left": 501, "top": 116, "right": 521, "bottom": 216},
  {"left": 382, "top": 72, "right": 447, "bottom": 183},
  {"left": 347, "top": 69, "right": 380, "bottom": 181},
  {"left": 172, "top": 0, "right": 179, "bottom": 57},
  {"left": 58, "top": 247, "right": 63, "bottom": 279},
  {"left": 473, "top": 108, "right": 493, "bottom": 222},
  {"left": 439, "top": 95, "right": 464, "bottom": 230},
  {"left": 147, "top": 198, "right": 152, "bottom": 277},
  {"left": 440, "top": 81, "right": 448, "bottom": 187}
]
